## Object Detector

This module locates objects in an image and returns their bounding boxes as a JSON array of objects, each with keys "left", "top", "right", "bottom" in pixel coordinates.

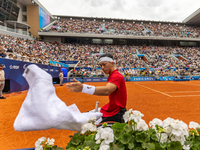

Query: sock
[{"left": 14, "top": 64, "right": 102, "bottom": 131}]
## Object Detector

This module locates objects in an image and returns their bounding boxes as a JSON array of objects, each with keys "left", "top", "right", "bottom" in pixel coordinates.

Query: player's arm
[
  {"left": 93, "top": 82, "right": 117, "bottom": 96},
  {"left": 66, "top": 78, "right": 117, "bottom": 96}
]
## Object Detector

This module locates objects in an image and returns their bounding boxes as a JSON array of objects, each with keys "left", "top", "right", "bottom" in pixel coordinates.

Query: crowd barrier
[
  {"left": 0, "top": 58, "right": 61, "bottom": 93},
  {"left": 68, "top": 76, "right": 200, "bottom": 83}
]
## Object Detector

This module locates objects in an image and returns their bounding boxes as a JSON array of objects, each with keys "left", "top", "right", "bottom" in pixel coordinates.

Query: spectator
[{"left": 0, "top": 64, "right": 6, "bottom": 99}]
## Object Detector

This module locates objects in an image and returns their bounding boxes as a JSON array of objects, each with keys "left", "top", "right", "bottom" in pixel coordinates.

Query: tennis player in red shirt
[{"left": 66, "top": 53, "right": 127, "bottom": 123}]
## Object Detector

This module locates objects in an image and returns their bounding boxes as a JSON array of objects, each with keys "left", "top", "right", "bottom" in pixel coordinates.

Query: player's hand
[{"left": 66, "top": 78, "right": 83, "bottom": 93}]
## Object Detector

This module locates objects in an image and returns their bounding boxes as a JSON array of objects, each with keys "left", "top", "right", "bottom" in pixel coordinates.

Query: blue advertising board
[
  {"left": 68, "top": 78, "right": 108, "bottom": 82},
  {"left": 49, "top": 60, "right": 69, "bottom": 68},
  {"left": 39, "top": 6, "right": 50, "bottom": 28},
  {"left": 130, "top": 77, "right": 156, "bottom": 81},
  {"left": 60, "top": 61, "right": 79, "bottom": 64},
  {"left": 0, "top": 58, "right": 60, "bottom": 93}
]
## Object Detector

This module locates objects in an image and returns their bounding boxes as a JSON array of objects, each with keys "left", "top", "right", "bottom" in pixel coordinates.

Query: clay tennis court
[{"left": 1, "top": 80, "right": 200, "bottom": 150}]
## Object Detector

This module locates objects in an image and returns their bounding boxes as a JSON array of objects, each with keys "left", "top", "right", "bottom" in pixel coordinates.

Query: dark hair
[{"left": 99, "top": 53, "right": 113, "bottom": 59}]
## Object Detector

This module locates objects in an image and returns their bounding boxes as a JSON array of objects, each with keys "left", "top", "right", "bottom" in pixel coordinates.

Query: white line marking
[
  {"left": 169, "top": 82, "right": 200, "bottom": 87},
  {"left": 172, "top": 95, "right": 200, "bottom": 97},
  {"left": 134, "top": 83, "right": 172, "bottom": 97},
  {"left": 166, "top": 91, "right": 200, "bottom": 93}
]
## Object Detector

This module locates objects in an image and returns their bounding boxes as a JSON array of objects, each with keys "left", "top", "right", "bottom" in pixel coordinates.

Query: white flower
[
  {"left": 96, "top": 139, "right": 101, "bottom": 144},
  {"left": 171, "top": 120, "right": 188, "bottom": 137},
  {"left": 35, "top": 137, "right": 46, "bottom": 149},
  {"left": 35, "top": 145, "right": 43, "bottom": 150},
  {"left": 163, "top": 117, "right": 175, "bottom": 128},
  {"left": 189, "top": 121, "right": 200, "bottom": 129},
  {"left": 171, "top": 135, "right": 186, "bottom": 145},
  {"left": 129, "top": 110, "right": 144, "bottom": 123},
  {"left": 183, "top": 145, "right": 190, "bottom": 150},
  {"left": 95, "top": 127, "right": 114, "bottom": 145},
  {"left": 35, "top": 140, "right": 41, "bottom": 148},
  {"left": 81, "top": 123, "right": 97, "bottom": 134},
  {"left": 95, "top": 127, "right": 103, "bottom": 141},
  {"left": 123, "top": 109, "right": 144, "bottom": 123},
  {"left": 123, "top": 109, "right": 132, "bottom": 123},
  {"left": 99, "top": 144, "right": 110, "bottom": 150},
  {"left": 88, "top": 116, "right": 96, "bottom": 123},
  {"left": 46, "top": 138, "right": 55, "bottom": 145},
  {"left": 135, "top": 119, "right": 149, "bottom": 131},
  {"left": 100, "top": 128, "right": 114, "bottom": 144},
  {"left": 171, "top": 122, "right": 184, "bottom": 136},
  {"left": 149, "top": 118, "right": 163, "bottom": 129},
  {"left": 38, "top": 137, "right": 46, "bottom": 143},
  {"left": 156, "top": 133, "right": 168, "bottom": 144}
]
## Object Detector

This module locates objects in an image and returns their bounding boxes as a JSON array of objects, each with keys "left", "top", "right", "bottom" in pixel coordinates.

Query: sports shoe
[{"left": 0, "top": 96, "right": 6, "bottom": 99}]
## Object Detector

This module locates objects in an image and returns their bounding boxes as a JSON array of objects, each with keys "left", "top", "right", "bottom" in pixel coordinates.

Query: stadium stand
[{"left": 0, "top": 0, "right": 200, "bottom": 92}]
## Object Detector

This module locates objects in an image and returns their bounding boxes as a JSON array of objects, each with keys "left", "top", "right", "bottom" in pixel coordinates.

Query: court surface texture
[{"left": 1, "top": 80, "right": 200, "bottom": 150}]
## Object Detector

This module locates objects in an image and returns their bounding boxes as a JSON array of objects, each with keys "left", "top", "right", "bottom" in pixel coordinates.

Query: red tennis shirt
[{"left": 100, "top": 69, "right": 127, "bottom": 117}]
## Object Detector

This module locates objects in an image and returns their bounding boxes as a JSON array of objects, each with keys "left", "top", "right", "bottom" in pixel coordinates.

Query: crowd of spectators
[
  {"left": 40, "top": 19, "right": 200, "bottom": 39},
  {"left": 1, "top": 34, "right": 200, "bottom": 78},
  {"left": 41, "top": 19, "right": 102, "bottom": 34}
]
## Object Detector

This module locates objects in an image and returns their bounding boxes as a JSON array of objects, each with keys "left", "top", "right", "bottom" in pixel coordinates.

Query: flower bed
[{"left": 36, "top": 109, "right": 200, "bottom": 150}]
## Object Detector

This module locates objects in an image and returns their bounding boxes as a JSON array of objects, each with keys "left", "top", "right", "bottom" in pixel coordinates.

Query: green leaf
[
  {"left": 135, "top": 131, "right": 150, "bottom": 143},
  {"left": 111, "top": 122, "right": 127, "bottom": 130},
  {"left": 151, "top": 134, "right": 158, "bottom": 141},
  {"left": 111, "top": 142, "right": 125, "bottom": 150},
  {"left": 142, "top": 143, "right": 155, "bottom": 150},
  {"left": 184, "top": 140, "right": 192, "bottom": 146},
  {"left": 85, "top": 134, "right": 95, "bottom": 141},
  {"left": 148, "top": 128, "right": 158, "bottom": 141},
  {"left": 65, "top": 147, "right": 76, "bottom": 150},
  {"left": 121, "top": 133, "right": 132, "bottom": 144},
  {"left": 159, "top": 142, "right": 168, "bottom": 149},
  {"left": 93, "top": 144, "right": 100, "bottom": 150},
  {"left": 66, "top": 142, "right": 76, "bottom": 149},
  {"left": 155, "top": 143, "right": 166, "bottom": 150},
  {"left": 71, "top": 137, "right": 82, "bottom": 146},
  {"left": 148, "top": 128, "right": 157, "bottom": 135},
  {"left": 128, "top": 142, "right": 135, "bottom": 149},
  {"left": 169, "top": 141, "right": 182, "bottom": 150},
  {"left": 84, "top": 140, "right": 96, "bottom": 148},
  {"left": 114, "top": 130, "right": 124, "bottom": 140},
  {"left": 193, "top": 138, "right": 200, "bottom": 147},
  {"left": 124, "top": 124, "right": 133, "bottom": 133}
]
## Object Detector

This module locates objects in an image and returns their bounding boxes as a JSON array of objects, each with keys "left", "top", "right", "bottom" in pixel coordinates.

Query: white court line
[
  {"left": 134, "top": 83, "right": 172, "bottom": 97},
  {"left": 168, "top": 82, "right": 200, "bottom": 87},
  {"left": 173, "top": 95, "right": 200, "bottom": 97},
  {"left": 166, "top": 91, "right": 200, "bottom": 93}
]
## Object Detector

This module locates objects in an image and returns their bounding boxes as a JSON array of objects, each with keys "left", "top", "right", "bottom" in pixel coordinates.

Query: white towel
[{"left": 14, "top": 64, "right": 102, "bottom": 131}]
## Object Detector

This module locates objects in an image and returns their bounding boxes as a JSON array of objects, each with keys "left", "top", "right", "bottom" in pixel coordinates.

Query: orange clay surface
[{"left": 1, "top": 81, "right": 200, "bottom": 150}]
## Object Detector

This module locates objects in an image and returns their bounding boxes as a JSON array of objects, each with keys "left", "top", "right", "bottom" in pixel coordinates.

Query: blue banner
[
  {"left": 60, "top": 61, "right": 79, "bottom": 64},
  {"left": 130, "top": 77, "right": 156, "bottom": 81},
  {"left": 68, "top": 78, "right": 108, "bottom": 82},
  {"left": 75, "top": 67, "right": 92, "bottom": 71},
  {"left": 49, "top": 60, "right": 69, "bottom": 68},
  {"left": 158, "top": 76, "right": 199, "bottom": 81},
  {"left": 0, "top": 58, "right": 60, "bottom": 93}
]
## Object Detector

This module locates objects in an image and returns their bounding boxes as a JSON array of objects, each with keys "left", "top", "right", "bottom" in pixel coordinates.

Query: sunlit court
[{"left": 1, "top": 80, "right": 200, "bottom": 149}]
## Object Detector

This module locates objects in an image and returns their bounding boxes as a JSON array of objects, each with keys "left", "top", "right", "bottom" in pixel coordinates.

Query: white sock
[{"left": 14, "top": 64, "right": 102, "bottom": 131}]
